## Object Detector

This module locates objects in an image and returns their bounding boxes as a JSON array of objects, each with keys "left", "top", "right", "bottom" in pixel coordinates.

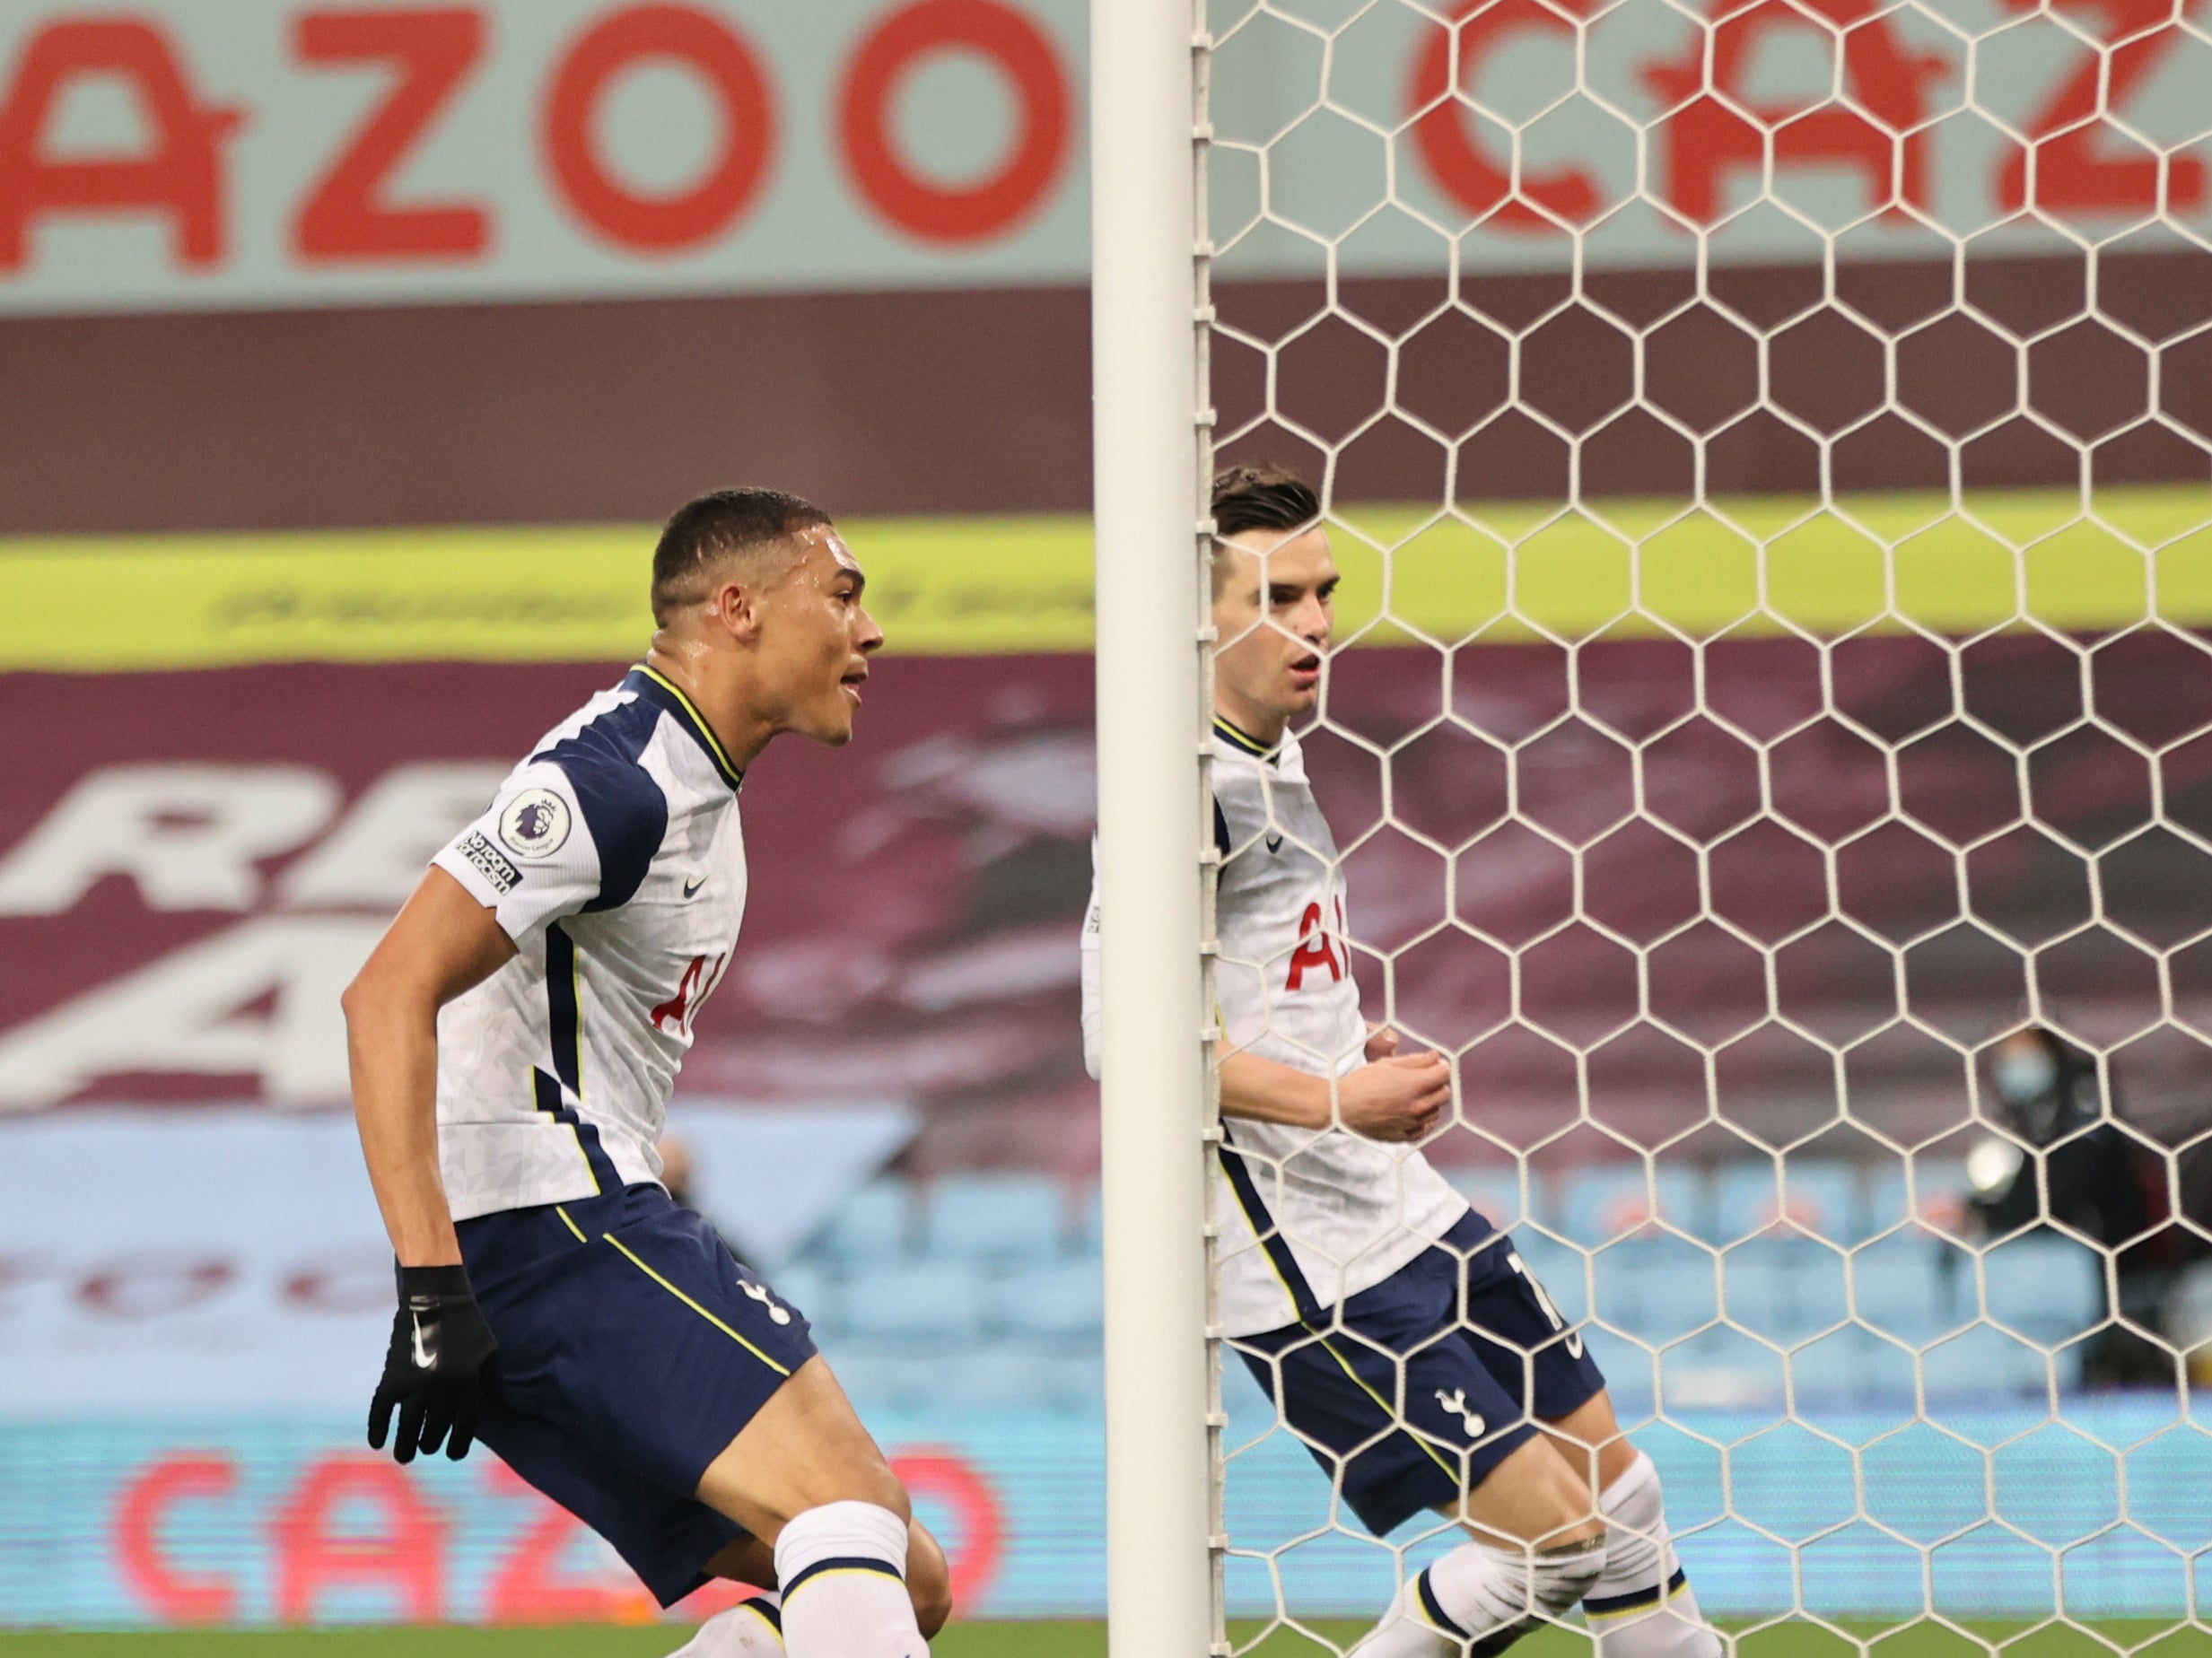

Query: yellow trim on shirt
[
  {"left": 636, "top": 663, "right": 745, "bottom": 781},
  {"left": 555, "top": 1205, "right": 588, "bottom": 1244}
]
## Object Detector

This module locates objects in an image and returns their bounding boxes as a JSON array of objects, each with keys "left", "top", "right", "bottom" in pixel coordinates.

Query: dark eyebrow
[{"left": 837, "top": 567, "right": 867, "bottom": 595}]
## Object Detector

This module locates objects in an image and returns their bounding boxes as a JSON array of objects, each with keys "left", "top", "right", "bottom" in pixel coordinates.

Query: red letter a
[{"left": 0, "top": 21, "right": 243, "bottom": 271}]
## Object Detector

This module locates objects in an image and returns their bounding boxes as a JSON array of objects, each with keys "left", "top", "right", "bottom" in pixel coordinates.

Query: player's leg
[
  {"left": 693, "top": 1355, "right": 929, "bottom": 1657},
  {"left": 701, "top": 1517, "right": 954, "bottom": 1638},
  {"left": 1543, "top": 1392, "right": 1721, "bottom": 1658},
  {"left": 1238, "top": 1251, "right": 1606, "bottom": 1658},
  {"left": 468, "top": 1187, "right": 930, "bottom": 1656}
]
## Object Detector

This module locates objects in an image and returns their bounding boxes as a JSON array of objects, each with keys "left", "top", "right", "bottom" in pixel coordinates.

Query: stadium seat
[
  {"left": 1847, "top": 1235, "right": 1971, "bottom": 1342},
  {"left": 806, "top": 1177, "right": 915, "bottom": 1268},
  {"left": 1712, "top": 1159, "right": 1866, "bottom": 1245},
  {"left": 1919, "top": 1323, "right": 2069, "bottom": 1393},
  {"left": 1716, "top": 1246, "right": 1797, "bottom": 1343},
  {"left": 1590, "top": 1236, "right": 1717, "bottom": 1345},
  {"left": 984, "top": 1261, "right": 1104, "bottom": 1338},
  {"left": 1863, "top": 1158, "right": 1972, "bottom": 1239},
  {"left": 842, "top": 1263, "right": 984, "bottom": 1342},
  {"left": 1982, "top": 1234, "right": 2105, "bottom": 1345},
  {"left": 1555, "top": 1164, "right": 1709, "bottom": 1249},
  {"left": 919, "top": 1173, "right": 1071, "bottom": 1262},
  {"left": 1657, "top": 1326, "right": 1788, "bottom": 1407}
]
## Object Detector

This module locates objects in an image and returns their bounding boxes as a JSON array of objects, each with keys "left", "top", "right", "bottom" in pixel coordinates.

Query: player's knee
[
  {"left": 1596, "top": 1451, "right": 1666, "bottom": 1575},
  {"left": 902, "top": 1518, "right": 953, "bottom": 1636},
  {"left": 1530, "top": 1533, "right": 1607, "bottom": 1615}
]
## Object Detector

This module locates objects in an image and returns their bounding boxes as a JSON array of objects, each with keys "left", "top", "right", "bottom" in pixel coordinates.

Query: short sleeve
[{"left": 432, "top": 762, "right": 607, "bottom": 941}]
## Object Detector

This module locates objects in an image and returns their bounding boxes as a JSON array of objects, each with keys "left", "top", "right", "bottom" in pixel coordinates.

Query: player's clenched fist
[
  {"left": 370, "top": 1265, "right": 500, "bottom": 1464},
  {"left": 1337, "top": 1049, "right": 1452, "bottom": 1142}
]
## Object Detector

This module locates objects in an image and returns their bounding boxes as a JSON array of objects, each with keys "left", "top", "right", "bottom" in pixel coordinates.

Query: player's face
[
  {"left": 1211, "top": 527, "right": 1337, "bottom": 735},
  {"left": 756, "top": 526, "right": 884, "bottom": 746}
]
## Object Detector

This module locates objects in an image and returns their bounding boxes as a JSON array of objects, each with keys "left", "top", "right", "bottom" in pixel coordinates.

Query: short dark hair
[
  {"left": 651, "top": 488, "right": 833, "bottom": 624},
  {"left": 1211, "top": 463, "right": 1320, "bottom": 542}
]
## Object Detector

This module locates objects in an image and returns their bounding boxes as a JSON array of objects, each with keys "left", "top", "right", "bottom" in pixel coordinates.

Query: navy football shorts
[
  {"left": 1235, "top": 1209, "right": 1607, "bottom": 1537},
  {"left": 458, "top": 1182, "right": 818, "bottom": 1607}
]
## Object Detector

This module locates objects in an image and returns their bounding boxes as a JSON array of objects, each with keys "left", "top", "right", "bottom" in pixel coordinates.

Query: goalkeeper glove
[{"left": 369, "top": 1264, "right": 499, "bottom": 1464}]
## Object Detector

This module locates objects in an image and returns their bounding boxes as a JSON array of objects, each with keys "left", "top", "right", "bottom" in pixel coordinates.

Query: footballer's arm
[
  {"left": 1218, "top": 1039, "right": 1451, "bottom": 1143},
  {"left": 343, "top": 868, "right": 516, "bottom": 1269}
]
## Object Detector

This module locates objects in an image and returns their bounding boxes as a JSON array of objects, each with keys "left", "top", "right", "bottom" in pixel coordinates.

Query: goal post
[{"left": 1090, "top": 2, "right": 1216, "bottom": 1656}]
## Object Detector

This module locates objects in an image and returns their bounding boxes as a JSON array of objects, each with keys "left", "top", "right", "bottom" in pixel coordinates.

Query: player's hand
[
  {"left": 1336, "top": 1051, "right": 1451, "bottom": 1142},
  {"left": 370, "top": 1265, "right": 499, "bottom": 1464},
  {"left": 1364, "top": 1023, "right": 1400, "bottom": 1063}
]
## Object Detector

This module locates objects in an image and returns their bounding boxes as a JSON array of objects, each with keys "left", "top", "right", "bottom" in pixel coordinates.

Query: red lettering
[
  {"left": 1407, "top": 0, "right": 1598, "bottom": 231},
  {"left": 892, "top": 1449, "right": 1004, "bottom": 1609},
  {"left": 271, "top": 1454, "right": 445, "bottom": 1622},
  {"left": 0, "top": 20, "right": 243, "bottom": 271},
  {"left": 482, "top": 1462, "right": 653, "bottom": 1622},
  {"left": 1643, "top": 0, "right": 1948, "bottom": 224},
  {"left": 293, "top": 8, "right": 489, "bottom": 263},
  {"left": 1284, "top": 900, "right": 1343, "bottom": 994},
  {"left": 543, "top": 4, "right": 775, "bottom": 253},
  {"left": 840, "top": 0, "right": 1071, "bottom": 244},
  {"left": 1998, "top": 0, "right": 2206, "bottom": 218},
  {"left": 115, "top": 1454, "right": 238, "bottom": 1624},
  {"left": 651, "top": 952, "right": 706, "bottom": 1034},
  {"left": 79, "top": 1255, "right": 234, "bottom": 1318}
]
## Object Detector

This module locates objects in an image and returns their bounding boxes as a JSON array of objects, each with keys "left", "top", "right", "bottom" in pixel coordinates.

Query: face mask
[{"left": 1992, "top": 1045, "right": 2059, "bottom": 1106}]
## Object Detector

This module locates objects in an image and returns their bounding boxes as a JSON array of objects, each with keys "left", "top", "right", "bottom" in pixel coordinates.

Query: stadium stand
[{"left": 782, "top": 1160, "right": 2102, "bottom": 1415}]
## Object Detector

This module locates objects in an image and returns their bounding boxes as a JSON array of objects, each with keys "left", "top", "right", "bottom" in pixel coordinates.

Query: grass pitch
[{"left": 1, "top": 1622, "right": 2207, "bottom": 1656}]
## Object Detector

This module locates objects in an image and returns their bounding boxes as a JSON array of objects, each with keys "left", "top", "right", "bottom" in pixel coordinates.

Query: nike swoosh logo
[
  {"left": 683, "top": 875, "right": 708, "bottom": 898},
  {"left": 409, "top": 1313, "right": 433, "bottom": 1370},
  {"left": 1265, "top": 833, "right": 1283, "bottom": 853}
]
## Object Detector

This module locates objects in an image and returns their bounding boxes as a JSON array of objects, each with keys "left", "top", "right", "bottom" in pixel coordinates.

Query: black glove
[{"left": 369, "top": 1264, "right": 499, "bottom": 1464}]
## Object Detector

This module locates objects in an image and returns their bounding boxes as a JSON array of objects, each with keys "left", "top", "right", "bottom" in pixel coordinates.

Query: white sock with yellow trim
[
  {"left": 1351, "top": 1534, "right": 1606, "bottom": 1657},
  {"left": 1585, "top": 1454, "right": 1720, "bottom": 1658},
  {"left": 774, "top": 1501, "right": 926, "bottom": 1657},
  {"left": 667, "top": 1593, "right": 785, "bottom": 1654}
]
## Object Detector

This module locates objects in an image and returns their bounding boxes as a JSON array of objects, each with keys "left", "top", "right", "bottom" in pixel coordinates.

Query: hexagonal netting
[{"left": 1191, "top": 0, "right": 2212, "bottom": 1650}]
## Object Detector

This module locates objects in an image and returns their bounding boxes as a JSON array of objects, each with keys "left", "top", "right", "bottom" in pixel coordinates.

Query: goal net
[{"left": 1193, "top": 0, "right": 2212, "bottom": 1648}]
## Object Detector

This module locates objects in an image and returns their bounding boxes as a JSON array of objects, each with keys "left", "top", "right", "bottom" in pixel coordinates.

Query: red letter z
[{"left": 293, "top": 8, "right": 488, "bottom": 262}]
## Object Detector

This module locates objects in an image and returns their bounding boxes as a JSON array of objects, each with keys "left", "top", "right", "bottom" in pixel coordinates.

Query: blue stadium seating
[
  {"left": 984, "top": 1261, "right": 1104, "bottom": 1338},
  {"left": 795, "top": 1159, "right": 2111, "bottom": 1416},
  {"left": 1848, "top": 1235, "right": 1973, "bottom": 1341},
  {"left": 1590, "top": 1236, "right": 1718, "bottom": 1345},
  {"left": 1863, "top": 1159, "right": 1971, "bottom": 1238},
  {"left": 918, "top": 1173, "right": 1069, "bottom": 1262},
  {"left": 1712, "top": 1159, "right": 1866, "bottom": 1245},
  {"left": 1982, "top": 1234, "right": 2104, "bottom": 1344},
  {"left": 1556, "top": 1163, "right": 1709, "bottom": 1248},
  {"left": 809, "top": 1177, "right": 913, "bottom": 1267},
  {"left": 843, "top": 1262, "right": 984, "bottom": 1342}
]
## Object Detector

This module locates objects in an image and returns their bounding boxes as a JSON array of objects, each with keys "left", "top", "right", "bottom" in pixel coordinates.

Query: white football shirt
[
  {"left": 1080, "top": 719, "right": 1469, "bottom": 1338},
  {"left": 429, "top": 667, "right": 748, "bottom": 1220}
]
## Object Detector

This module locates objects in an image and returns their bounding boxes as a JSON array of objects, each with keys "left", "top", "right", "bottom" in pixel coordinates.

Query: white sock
[
  {"left": 667, "top": 1594, "right": 785, "bottom": 1654},
  {"left": 774, "top": 1501, "right": 926, "bottom": 1657},
  {"left": 1351, "top": 1534, "right": 1606, "bottom": 1657},
  {"left": 1586, "top": 1454, "right": 1721, "bottom": 1658}
]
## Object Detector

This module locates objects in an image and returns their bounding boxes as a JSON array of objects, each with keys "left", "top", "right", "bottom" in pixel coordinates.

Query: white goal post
[{"left": 1090, "top": 4, "right": 1216, "bottom": 1658}]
